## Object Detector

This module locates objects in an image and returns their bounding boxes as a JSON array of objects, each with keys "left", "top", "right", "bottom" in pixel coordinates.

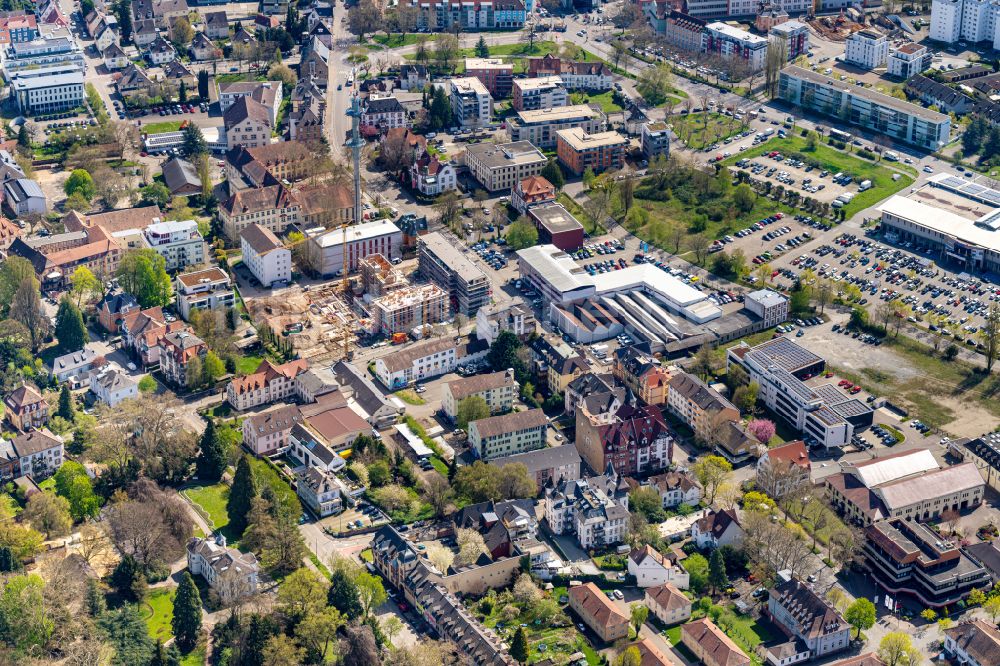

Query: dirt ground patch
[{"left": 939, "top": 398, "right": 998, "bottom": 439}]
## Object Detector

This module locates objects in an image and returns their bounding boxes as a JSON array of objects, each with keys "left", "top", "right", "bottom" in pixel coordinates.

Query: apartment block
[
  {"left": 450, "top": 77, "right": 492, "bottom": 128},
  {"left": 568, "top": 583, "right": 629, "bottom": 643},
  {"left": 526, "top": 55, "right": 612, "bottom": 90},
  {"left": 370, "top": 284, "right": 449, "bottom": 336},
  {"left": 765, "top": 574, "right": 851, "bottom": 664},
  {"left": 304, "top": 219, "right": 401, "bottom": 278},
  {"left": 769, "top": 20, "right": 809, "bottom": 61},
  {"left": 575, "top": 395, "right": 671, "bottom": 477},
  {"left": 143, "top": 219, "right": 205, "bottom": 272},
  {"left": 475, "top": 301, "right": 535, "bottom": 345},
  {"left": 666, "top": 372, "right": 740, "bottom": 443},
  {"left": 845, "top": 30, "right": 889, "bottom": 70},
  {"left": 888, "top": 42, "right": 931, "bottom": 79},
  {"left": 512, "top": 76, "right": 567, "bottom": 112},
  {"left": 240, "top": 223, "right": 291, "bottom": 288},
  {"left": 545, "top": 471, "right": 630, "bottom": 549},
  {"left": 702, "top": 22, "right": 767, "bottom": 71},
  {"left": 465, "top": 141, "right": 547, "bottom": 191},
  {"left": 778, "top": 66, "right": 951, "bottom": 150},
  {"left": 374, "top": 335, "right": 488, "bottom": 389},
  {"left": 404, "top": 0, "right": 526, "bottom": 31},
  {"left": 465, "top": 58, "right": 513, "bottom": 99},
  {"left": 442, "top": 368, "right": 517, "bottom": 421},
  {"left": 468, "top": 408, "right": 547, "bottom": 459},
  {"left": 418, "top": 231, "right": 490, "bottom": 315},
  {"left": 556, "top": 127, "right": 628, "bottom": 175},
  {"left": 508, "top": 104, "right": 606, "bottom": 149},
  {"left": 641, "top": 121, "right": 670, "bottom": 160},
  {"left": 174, "top": 267, "right": 235, "bottom": 321}
]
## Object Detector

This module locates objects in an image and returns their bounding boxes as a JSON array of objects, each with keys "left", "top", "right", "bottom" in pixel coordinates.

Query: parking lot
[{"left": 734, "top": 152, "right": 878, "bottom": 206}]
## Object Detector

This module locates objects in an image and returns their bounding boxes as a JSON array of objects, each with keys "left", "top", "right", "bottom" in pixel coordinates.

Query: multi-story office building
[
  {"left": 702, "top": 22, "right": 767, "bottom": 71},
  {"left": 370, "top": 284, "right": 449, "bottom": 336},
  {"left": 768, "top": 20, "right": 810, "bottom": 61},
  {"left": 418, "top": 231, "right": 490, "bottom": 315},
  {"left": 442, "top": 368, "right": 517, "bottom": 421},
  {"left": 304, "top": 219, "right": 401, "bottom": 278},
  {"left": 468, "top": 408, "right": 547, "bottom": 459},
  {"left": 240, "top": 223, "right": 291, "bottom": 288},
  {"left": 143, "top": 219, "right": 205, "bottom": 272},
  {"left": 10, "top": 65, "right": 83, "bottom": 115},
  {"left": 888, "top": 42, "right": 931, "bottom": 79},
  {"left": 512, "top": 76, "right": 567, "bottom": 111},
  {"left": 2, "top": 35, "right": 84, "bottom": 75},
  {"left": 743, "top": 289, "right": 789, "bottom": 328},
  {"left": 465, "top": 140, "right": 547, "bottom": 192},
  {"left": 844, "top": 30, "right": 889, "bottom": 70},
  {"left": 174, "top": 267, "right": 235, "bottom": 320},
  {"left": 508, "top": 104, "right": 606, "bottom": 149},
  {"left": 449, "top": 77, "right": 492, "bottom": 128},
  {"left": 556, "top": 127, "right": 628, "bottom": 175},
  {"left": 465, "top": 58, "right": 513, "bottom": 98},
  {"left": 778, "top": 65, "right": 951, "bottom": 150}
]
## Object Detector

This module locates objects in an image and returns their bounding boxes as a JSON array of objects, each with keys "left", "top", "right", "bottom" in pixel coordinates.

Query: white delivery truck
[{"left": 858, "top": 180, "right": 873, "bottom": 191}]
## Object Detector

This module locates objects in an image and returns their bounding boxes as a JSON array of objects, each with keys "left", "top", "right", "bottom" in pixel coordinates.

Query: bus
[{"left": 829, "top": 128, "right": 853, "bottom": 142}]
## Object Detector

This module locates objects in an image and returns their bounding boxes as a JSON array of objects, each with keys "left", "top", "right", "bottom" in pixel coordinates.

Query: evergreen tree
[
  {"left": 57, "top": 384, "right": 75, "bottom": 422},
  {"left": 172, "top": 572, "right": 203, "bottom": 652},
  {"left": 111, "top": 554, "right": 147, "bottom": 602},
  {"left": 54, "top": 297, "right": 88, "bottom": 352},
  {"left": 179, "top": 80, "right": 187, "bottom": 103},
  {"left": 16, "top": 124, "right": 29, "bottom": 151},
  {"left": 540, "top": 159, "right": 565, "bottom": 190},
  {"left": 510, "top": 626, "right": 529, "bottom": 664},
  {"left": 244, "top": 613, "right": 279, "bottom": 666},
  {"left": 447, "top": 455, "right": 457, "bottom": 482},
  {"left": 327, "top": 569, "right": 363, "bottom": 620},
  {"left": 151, "top": 640, "right": 181, "bottom": 666},
  {"left": 181, "top": 123, "right": 207, "bottom": 157},
  {"left": 429, "top": 86, "right": 451, "bottom": 130},
  {"left": 198, "top": 70, "right": 209, "bottom": 100},
  {"left": 85, "top": 578, "right": 106, "bottom": 617},
  {"left": 227, "top": 456, "right": 257, "bottom": 537},
  {"left": 475, "top": 35, "right": 489, "bottom": 58},
  {"left": 0, "top": 546, "right": 20, "bottom": 572},
  {"left": 195, "top": 419, "right": 227, "bottom": 482},
  {"left": 708, "top": 548, "right": 729, "bottom": 595}
]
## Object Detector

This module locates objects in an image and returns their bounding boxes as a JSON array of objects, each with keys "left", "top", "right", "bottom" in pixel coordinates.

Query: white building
[
  {"left": 4, "top": 178, "right": 46, "bottom": 215},
  {"left": 476, "top": 301, "right": 535, "bottom": 345},
  {"left": 240, "top": 223, "right": 291, "bottom": 288},
  {"left": 143, "top": 219, "right": 205, "bottom": 272},
  {"left": 374, "top": 336, "right": 488, "bottom": 390},
  {"left": 743, "top": 289, "right": 789, "bottom": 328},
  {"left": 410, "top": 152, "right": 458, "bottom": 197},
  {"left": 509, "top": 104, "right": 607, "bottom": 149},
  {"left": 218, "top": 80, "right": 283, "bottom": 126},
  {"left": 468, "top": 408, "right": 548, "bottom": 460},
  {"left": 50, "top": 347, "right": 104, "bottom": 386},
  {"left": 888, "top": 42, "right": 931, "bottom": 79},
  {"left": 361, "top": 95, "right": 408, "bottom": 132},
  {"left": 646, "top": 471, "right": 703, "bottom": 509},
  {"left": 11, "top": 429, "right": 63, "bottom": 480},
  {"left": 442, "top": 368, "right": 517, "bottom": 421},
  {"left": 145, "top": 36, "right": 175, "bottom": 64},
  {"left": 628, "top": 545, "right": 690, "bottom": 589},
  {"left": 304, "top": 219, "right": 401, "bottom": 278},
  {"left": 3, "top": 35, "right": 84, "bottom": 75},
  {"left": 297, "top": 466, "right": 345, "bottom": 517},
  {"left": 464, "top": 141, "right": 548, "bottom": 192},
  {"left": 844, "top": 30, "right": 889, "bottom": 70},
  {"left": 691, "top": 508, "right": 744, "bottom": 549},
  {"left": 702, "top": 22, "right": 767, "bottom": 71},
  {"left": 512, "top": 76, "right": 568, "bottom": 112},
  {"left": 174, "top": 267, "right": 235, "bottom": 321},
  {"left": 641, "top": 121, "right": 670, "bottom": 160},
  {"left": 187, "top": 536, "right": 259, "bottom": 606},
  {"left": 10, "top": 65, "right": 83, "bottom": 115},
  {"left": 544, "top": 471, "right": 630, "bottom": 550},
  {"left": 449, "top": 77, "right": 492, "bottom": 128},
  {"left": 89, "top": 368, "right": 138, "bottom": 407}
]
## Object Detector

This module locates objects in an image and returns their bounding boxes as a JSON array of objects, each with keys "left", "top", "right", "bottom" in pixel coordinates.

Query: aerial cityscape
[{"left": 3, "top": 0, "right": 1000, "bottom": 663}]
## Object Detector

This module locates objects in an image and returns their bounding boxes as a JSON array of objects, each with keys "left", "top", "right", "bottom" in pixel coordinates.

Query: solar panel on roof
[
  {"left": 940, "top": 176, "right": 967, "bottom": 188},
  {"left": 982, "top": 191, "right": 1000, "bottom": 205},
  {"left": 962, "top": 184, "right": 987, "bottom": 195}
]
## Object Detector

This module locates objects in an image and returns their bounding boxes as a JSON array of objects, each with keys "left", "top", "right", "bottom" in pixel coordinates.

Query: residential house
[
  {"left": 174, "top": 267, "right": 235, "bottom": 321},
  {"left": 157, "top": 330, "right": 207, "bottom": 387},
  {"left": 564, "top": 373, "right": 618, "bottom": 416},
  {"left": 629, "top": 545, "right": 690, "bottom": 589},
  {"left": 89, "top": 368, "right": 138, "bottom": 407},
  {"left": 399, "top": 64, "right": 428, "bottom": 91},
  {"left": 187, "top": 536, "right": 259, "bottom": 606},
  {"left": 545, "top": 470, "right": 630, "bottom": 549},
  {"left": 765, "top": 574, "right": 851, "bottom": 665},
  {"left": 527, "top": 55, "right": 613, "bottom": 90},
  {"left": 103, "top": 42, "right": 128, "bottom": 69},
  {"left": 4, "top": 384, "right": 47, "bottom": 431},
  {"left": 476, "top": 301, "right": 535, "bottom": 346},
  {"left": 145, "top": 36, "right": 175, "bottom": 64},
  {"left": 241, "top": 403, "right": 303, "bottom": 456},
  {"left": 409, "top": 151, "right": 457, "bottom": 197},
  {"left": 692, "top": 508, "right": 744, "bottom": 549},
  {"left": 575, "top": 397, "right": 672, "bottom": 478},
  {"left": 223, "top": 96, "right": 272, "bottom": 150},
  {"left": 361, "top": 95, "right": 408, "bottom": 133},
  {"left": 143, "top": 219, "right": 205, "bottom": 272},
  {"left": 943, "top": 620, "right": 1000, "bottom": 666},
  {"left": 646, "top": 470, "right": 703, "bottom": 509},
  {"left": 442, "top": 369, "right": 517, "bottom": 421},
  {"left": 132, "top": 19, "right": 157, "bottom": 47},
  {"left": 667, "top": 372, "right": 740, "bottom": 445},
  {"left": 511, "top": 175, "right": 556, "bottom": 216},
  {"left": 645, "top": 583, "right": 692, "bottom": 625},
  {"left": 288, "top": 76, "right": 325, "bottom": 143},
  {"left": 333, "top": 359, "right": 404, "bottom": 428},
  {"left": 756, "top": 440, "right": 811, "bottom": 497},
  {"left": 681, "top": 619, "right": 750, "bottom": 666},
  {"left": 225, "top": 358, "right": 310, "bottom": 411},
  {"left": 568, "top": 583, "right": 629, "bottom": 643},
  {"left": 189, "top": 31, "right": 216, "bottom": 61},
  {"left": 374, "top": 335, "right": 488, "bottom": 389},
  {"left": 613, "top": 346, "right": 673, "bottom": 406},
  {"left": 161, "top": 156, "right": 201, "bottom": 196},
  {"left": 468, "top": 408, "right": 548, "bottom": 460},
  {"left": 11, "top": 429, "right": 63, "bottom": 479},
  {"left": 218, "top": 80, "right": 282, "bottom": 126},
  {"left": 116, "top": 62, "right": 155, "bottom": 97},
  {"left": 491, "top": 444, "right": 581, "bottom": 490},
  {"left": 298, "top": 466, "right": 345, "bottom": 517},
  {"left": 240, "top": 223, "right": 290, "bottom": 288},
  {"left": 452, "top": 499, "right": 539, "bottom": 560},
  {"left": 50, "top": 347, "right": 105, "bottom": 387},
  {"left": 204, "top": 10, "right": 228, "bottom": 38},
  {"left": 0, "top": 216, "right": 22, "bottom": 250},
  {"left": 96, "top": 288, "right": 139, "bottom": 332}
]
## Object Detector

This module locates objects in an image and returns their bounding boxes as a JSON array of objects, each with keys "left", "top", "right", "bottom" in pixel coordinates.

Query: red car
[
  {"left": 398, "top": 602, "right": 408, "bottom": 612},
  {"left": 838, "top": 380, "right": 850, "bottom": 387},
  {"left": 850, "top": 386, "right": 862, "bottom": 394}
]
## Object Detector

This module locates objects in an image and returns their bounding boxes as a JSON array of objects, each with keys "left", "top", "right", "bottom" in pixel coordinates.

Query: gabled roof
[
  {"left": 240, "top": 223, "right": 283, "bottom": 256},
  {"left": 228, "top": 358, "right": 309, "bottom": 395},
  {"left": 223, "top": 95, "right": 271, "bottom": 129},
  {"left": 681, "top": 619, "right": 749, "bottom": 666},
  {"left": 770, "top": 577, "right": 846, "bottom": 639},
  {"left": 944, "top": 621, "right": 1000, "bottom": 666},
  {"left": 220, "top": 184, "right": 297, "bottom": 217},
  {"left": 568, "top": 582, "right": 628, "bottom": 629},
  {"left": 204, "top": 10, "right": 227, "bottom": 27},
  {"left": 4, "top": 384, "right": 44, "bottom": 410},
  {"left": 517, "top": 174, "right": 554, "bottom": 198},
  {"left": 695, "top": 509, "right": 742, "bottom": 541},
  {"left": 645, "top": 583, "right": 690, "bottom": 614},
  {"left": 763, "top": 440, "right": 810, "bottom": 470},
  {"left": 629, "top": 544, "right": 664, "bottom": 567},
  {"left": 103, "top": 43, "right": 127, "bottom": 59},
  {"left": 162, "top": 156, "right": 199, "bottom": 193}
]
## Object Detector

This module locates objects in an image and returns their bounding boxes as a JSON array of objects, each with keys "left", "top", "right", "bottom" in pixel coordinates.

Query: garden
[
  {"left": 670, "top": 112, "right": 747, "bottom": 151},
  {"left": 141, "top": 587, "right": 206, "bottom": 666}
]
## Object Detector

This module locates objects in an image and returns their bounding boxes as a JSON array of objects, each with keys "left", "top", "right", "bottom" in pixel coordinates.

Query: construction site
[{"left": 807, "top": 9, "right": 908, "bottom": 41}]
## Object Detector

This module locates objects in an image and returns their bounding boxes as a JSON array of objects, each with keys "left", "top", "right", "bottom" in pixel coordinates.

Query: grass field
[
  {"left": 182, "top": 483, "right": 233, "bottom": 541},
  {"left": 558, "top": 192, "right": 602, "bottom": 235},
  {"left": 180, "top": 649, "right": 206, "bottom": 666},
  {"left": 403, "top": 41, "right": 561, "bottom": 70},
  {"left": 393, "top": 389, "right": 426, "bottom": 405},
  {"left": 370, "top": 33, "right": 437, "bottom": 48},
  {"left": 234, "top": 354, "right": 263, "bottom": 375},
  {"left": 721, "top": 135, "right": 915, "bottom": 218},
  {"left": 570, "top": 90, "right": 621, "bottom": 113},
  {"left": 142, "top": 120, "right": 184, "bottom": 134},
  {"left": 143, "top": 588, "right": 175, "bottom": 643},
  {"left": 671, "top": 112, "right": 746, "bottom": 151}
]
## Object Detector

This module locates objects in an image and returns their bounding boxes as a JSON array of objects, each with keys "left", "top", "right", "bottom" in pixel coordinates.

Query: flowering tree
[{"left": 747, "top": 419, "right": 776, "bottom": 444}]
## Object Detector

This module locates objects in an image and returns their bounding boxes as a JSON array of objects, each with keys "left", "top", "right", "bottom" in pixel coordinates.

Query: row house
[
  {"left": 613, "top": 346, "right": 673, "bottom": 406},
  {"left": 442, "top": 368, "right": 516, "bottom": 421}
]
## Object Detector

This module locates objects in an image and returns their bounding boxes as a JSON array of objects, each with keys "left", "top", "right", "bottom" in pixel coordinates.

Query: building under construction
[
  {"left": 370, "top": 284, "right": 449, "bottom": 336},
  {"left": 304, "top": 219, "right": 403, "bottom": 278},
  {"left": 359, "top": 253, "right": 408, "bottom": 297}
]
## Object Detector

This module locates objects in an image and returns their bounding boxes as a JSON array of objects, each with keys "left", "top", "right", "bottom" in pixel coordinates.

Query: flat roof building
[
  {"left": 464, "top": 58, "right": 512, "bottom": 99},
  {"left": 464, "top": 141, "right": 547, "bottom": 192},
  {"left": 508, "top": 104, "right": 606, "bottom": 149},
  {"left": 304, "top": 219, "right": 401, "bottom": 278},
  {"left": 418, "top": 231, "right": 490, "bottom": 316},
  {"left": 528, "top": 204, "right": 585, "bottom": 252},
  {"left": 556, "top": 127, "right": 628, "bottom": 175},
  {"left": 512, "top": 75, "right": 568, "bottom": 112},
  {"left": 450, "top": 76, "right": 492, "bottom": 129}
]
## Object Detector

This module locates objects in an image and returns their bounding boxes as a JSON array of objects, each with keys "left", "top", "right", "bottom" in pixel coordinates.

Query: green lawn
[
  {"left": 180, "top": 648, "right": 206, "bottom": 666},
  {"left": 234, "top": 355, "right": 263, "bottom": 375},
  {"left": 670, "top": 112, "right": 746, "bottom": 151},
  {"left": 182, "top": 483, "right": 232, "bottom": 538},
  {"left": 558, "top": 192, "right": 602, "bottom": 235},
  {"left": 143, "top": 588, "right": 175, "bottom": 643},
  {"left": 473, "top": 590, "right": 595, "bottom": 661},
  {"left": 141, "top": 120, "right": 184, "bottom": 134},
  {"left": 430, "top": 456, "right": 449, "bottom": 476},
  {"left": 370, "top": 33, "right": 437, "bottom": 48},
  {"left": 570, "top": 90, "right": 621, "bottom": 114},
  {"left": 721, "top": 134, "right": 914, "bottom": 218},
  {"left": 393, "top": 389, "right": 426, "bottom": 406},
  {"left": 402, "top": 41, "right": 560, "bottom": 69},
  {"left": 664, "top": 625, "right": 682, "bottom": 645}
]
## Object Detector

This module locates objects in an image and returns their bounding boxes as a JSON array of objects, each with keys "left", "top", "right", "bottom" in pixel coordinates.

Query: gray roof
[
  {"left": 12, "top": 429, "right": 62, "bottom": 458},
  {"left": 92, "top": 368, "right": 137, "bottom": 393},
  {"left": 333, "top": 360, "right": 399, "bottom": 420},
  {"left": 5, "top": 178, "right": 44, "bottom": 202},
  {"left": 239, "top": 223, "right": 283, "bottom": 256},
  {"left": 491, "top": 443, "right": 581, "bottom": 477},
  {"left": 465, "top": 141, "right": 547, "bottom": 170},
  {"left": 51, "top": 347, "right": 101, "bottom": 374},
  {"left": 161, "top": 156, "right": 199, "bottom": 193},
  {"left": 471, "top": 408, "right": 547, "bottom": 439}
]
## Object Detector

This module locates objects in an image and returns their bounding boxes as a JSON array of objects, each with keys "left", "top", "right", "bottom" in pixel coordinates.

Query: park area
[
  {"left": 182, "top": 483, "right": 236, "bottom": 543},
  {"left": 142, "top": 588, "right": 206, "bottom": 666},
  {"left": 671, "top": 112, "right": 747, "bottom": 151}
]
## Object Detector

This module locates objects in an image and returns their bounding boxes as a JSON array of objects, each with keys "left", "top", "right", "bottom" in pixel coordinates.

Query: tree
[
  {"left": 844, "top": 598, "right": 875, "bottom": 639},
  {"left": 65, "top": 169, "right": 96, "bottom": 201},
  {"left": 629, "top": 486, "right": 666, "bottom": 523},
  {"left": 70, "top": 266, "right": 101, "bottom": 309},
  {"left": 327, "top": 567, "right": 363, "bottom": 621},
  {"left": 56, "top": 387, "right": 74, "bottom": 427},
  {"left": 615, "top": 647, "right": 642, "bottom": 666},
  {"left": 878, "top": 632, "right": 921, "bottom": 666},
  {"left": 0, "top": 257, "right": 36, "bottom": 318},
  {"left": 203, "top": 351, "right": 225, "bottom": 384},
  {"left": 10, "top": 278, "right": 47, "bottom": 350},
  {"left": 506, "top": 218, "right": 539, "bottom": 251},
  {"left": 981, "top": 303, "right": 1000, "bottom": 372},
  {"left": 227, "top": 455, "right": 257, "bottom": 537},
  {"left": 425, "top": 542, "right": 455, "bottom": 574},
  {"left": 296, "top": 607, "right": 345, "bottom": 663},
  {"left": 140, "top": 182, "right": 171, "bottom": 207},
  {"left": 347, "top": 0, "right": 381, "bottom": 40},
  {"left": 487, "top": 330, "right": 525, "bottom": 376},
  {"left": 708, "top": 548, "right": 729, "bottom": 595},
  {"left": 683, "top": 552, "right": 710, "bottom": 593},
  {"left": 111, "top": 554, "right": 147, "bottom": 602},
  {"left": 456, "top": 395, "right": 490, "bottom": 429},
  {"left": 637, "top": 63, "right": 674, "bottom": 105},
  {"left": 428, "top": 86, "right": 452, "bottom": 130},
  {"left": 278, "top": 567, "right": 328, "bottom": 625},
  {"left": 354, "top": 571, "right": 387, "bottom": 619},
  {"left": 195, "top": 419, "right": 227, "bottom": 482},
  {"left": 732, "top": 381, "right": 758, "bottom": 414},
  {"left": 182, "top": 123, "right": 207, "bottom": 157},
  {"left": 691, "top": 342, "right": 715, "bottom": 380},
  {"left": 457, "top": 528, "right": 488, "bottom": 565},
  {"left": 99, "top": 603, "right": 154, "bottom": 665},
  {"left": 23, "top": 491, "right": 72, "bottom": 538},
  {"left": 919, "top": 608, "right": 937, "bottom": 622},
  {"left": 433, "top": 33, "right": 460, "bottom": 74},
  {"left": 746, "top": 418, "right": 775, "bottom": 444},
  {"left": 197, "top": 69, "right": 209, "bottom": 99},
  {"left": 693, "top": 455, "right": 732, "bottom": 503},
  {"left": 983, "top": 595, "right": 1000, "bottom": 623},
  {"left": 541, "top": 159, "right": 564, "bottom": 189},
  {"left": 116, "top": 249, "right": 172, "bottom": 308},
  {"left": 510, "top": 626, "right": 528, "bottom": 664},
  {"left": 475, "top": 35, "right": 489, "bottom": 58},
  {"left": 733, "top": 183, "right": 755, "bottom": 212},
  {"left": 629, "top": 603, "right": 649, "bottom": 637},
  {"left": 342, "top": 623, "right": 379, "bottom": 666},
  {"left": 54, "top": 297, "right": 88, "bottom": 353},
  {"left": 172, "top": 572, "right": 202, "bottom": 652}
]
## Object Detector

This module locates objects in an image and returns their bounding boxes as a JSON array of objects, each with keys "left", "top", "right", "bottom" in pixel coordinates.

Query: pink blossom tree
[{"left": 747, "top": 418, "right": 776, "bottom": 444}]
